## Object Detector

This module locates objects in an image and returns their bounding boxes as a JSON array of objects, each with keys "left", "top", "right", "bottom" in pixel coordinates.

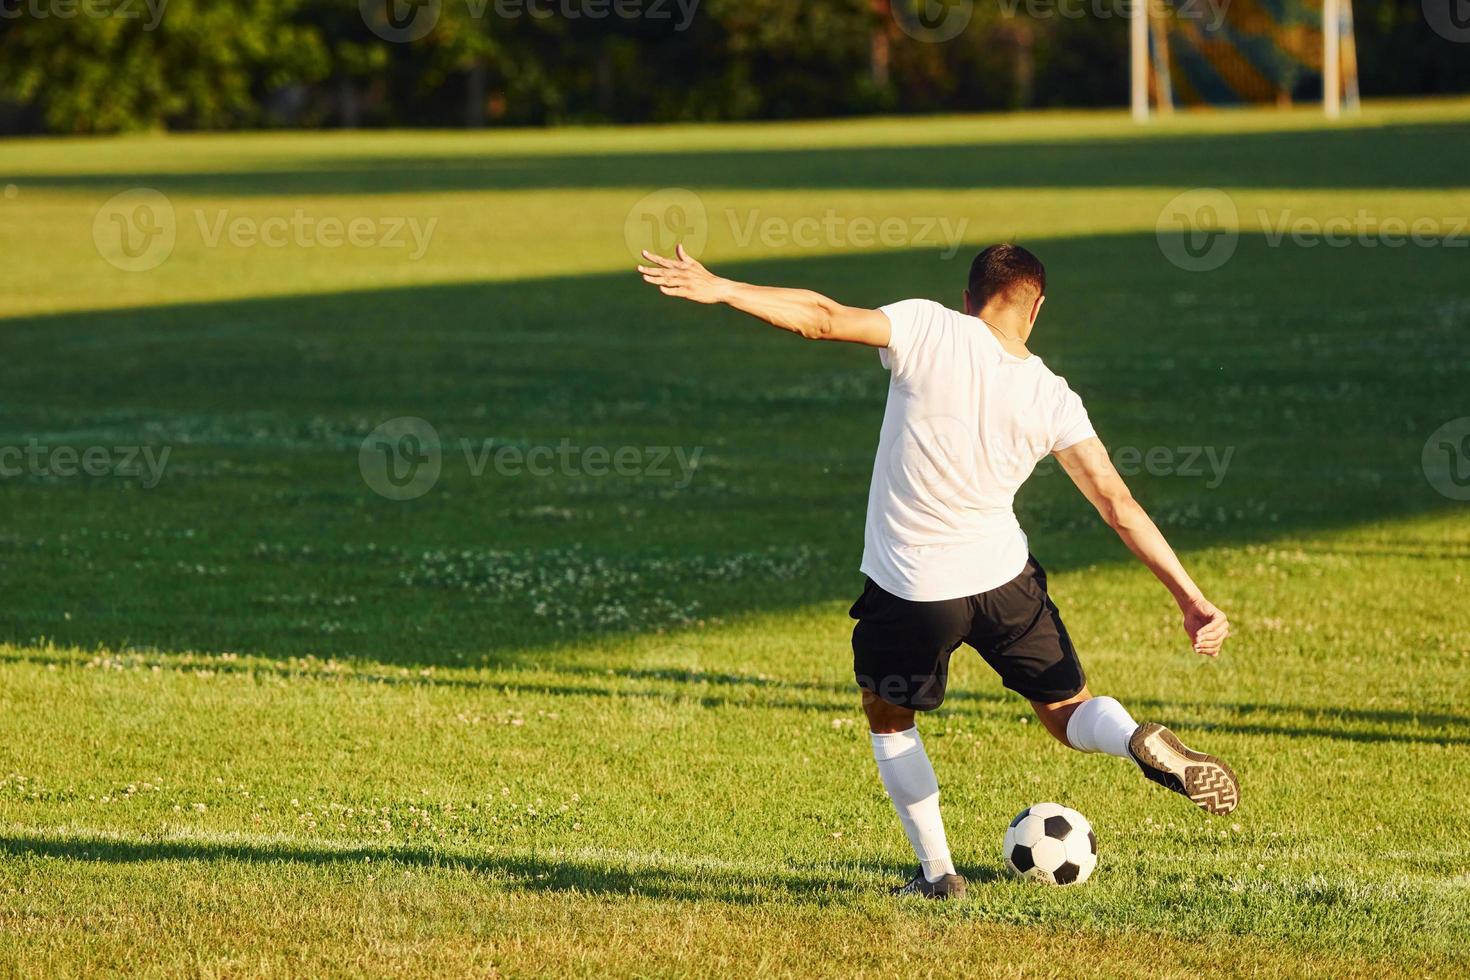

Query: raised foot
[{"left": 1128, "top": 722, "right": 1240, "bottom": 816}]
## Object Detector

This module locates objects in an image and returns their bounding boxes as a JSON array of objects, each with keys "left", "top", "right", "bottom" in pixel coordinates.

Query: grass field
[{"left": 1, "top": 99, "right": 1468, "bottom": 976}]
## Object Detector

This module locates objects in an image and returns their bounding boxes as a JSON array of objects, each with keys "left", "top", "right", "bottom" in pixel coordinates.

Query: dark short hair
[{"left": 967, "top": 244, "right": 1046, "bottom": 307}]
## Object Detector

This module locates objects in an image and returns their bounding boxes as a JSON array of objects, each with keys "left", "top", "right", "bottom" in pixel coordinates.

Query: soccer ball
[{"left": 1002, "top": 802, "right": 1097, "bottom": 885}]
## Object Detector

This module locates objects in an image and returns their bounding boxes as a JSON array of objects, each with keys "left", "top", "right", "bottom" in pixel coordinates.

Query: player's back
[{"left": 861, "top": 299, "right": 1094, "bottom": 603}]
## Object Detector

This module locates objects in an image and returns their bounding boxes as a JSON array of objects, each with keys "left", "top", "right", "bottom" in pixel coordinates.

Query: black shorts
[{"left": 850, "top": 555, "right": 1085, "bottom": 711}]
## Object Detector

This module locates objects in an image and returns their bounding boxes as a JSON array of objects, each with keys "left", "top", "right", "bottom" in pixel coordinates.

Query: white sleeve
[
  {"left": 877, "top": 299, "right": 943, "bottom": 381},
  {"left": 1051, "top": 380, "right": 1096, "bottom": 453}
]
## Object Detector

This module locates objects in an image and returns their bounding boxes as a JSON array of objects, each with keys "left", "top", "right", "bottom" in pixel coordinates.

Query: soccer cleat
[
  {"left": 1128, "top": 722, "right": 1240, "bottom": 816},
  {"left": 892, "top": 869, "right": 968, "bottom": 900}
]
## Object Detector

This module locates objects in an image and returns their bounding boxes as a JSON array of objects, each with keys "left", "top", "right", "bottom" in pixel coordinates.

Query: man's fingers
[
  {"left": 1195, "top": 614, "right": 1229, "bottom": 637},
  {"left": 1196, "top": 621, "right": 1228, "bottom": 642},
  {"left": 640, "top": 249, "right": 678, "bottom": 269},
  {"left": 675, "top": 243, "right": 691, "bottom": 263},
  {"left": 1194, "top": 627, "right": 1227, "bottom": 655}
]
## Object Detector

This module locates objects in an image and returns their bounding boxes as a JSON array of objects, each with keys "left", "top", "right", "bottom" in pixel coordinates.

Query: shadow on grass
[
  {"left": 936, "top": 689, "right": 1470, "bottom": 746},
  {"left": 0, "top": 831, "right": 1007, "bottom": 902},
  {"left": 0, "top": 646, "right": 863, "bottom": 714},
  {"left": 1, "top": 233, "right": 1466, "bottom": 665},
  {"left": 11, "top": 121, "right": 1470, "bottom": 196},
  {"left": 5, "top": 643, "right": 1461, "bottom": 747},
  {"left": 1131, "top": 702, "right": 1470, "bottom": 747}
]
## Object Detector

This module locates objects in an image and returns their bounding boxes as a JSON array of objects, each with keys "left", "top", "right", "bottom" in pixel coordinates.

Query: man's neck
[{"left": 977, "top": 314, "right": 1032, "bottom": 359}]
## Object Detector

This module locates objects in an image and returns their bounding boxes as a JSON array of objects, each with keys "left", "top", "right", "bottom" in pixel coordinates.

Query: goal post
[{"left": 1130, "top": 0, "right": 1361, "bottom": 120}]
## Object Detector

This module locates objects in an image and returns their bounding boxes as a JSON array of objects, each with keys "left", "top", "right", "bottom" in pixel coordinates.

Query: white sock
[
  {"left": 1065, "top": 696, "right": 1140, "bottom": 759},
  {"left": 870, "top": 727, "right": 956, "bottom": 882}
]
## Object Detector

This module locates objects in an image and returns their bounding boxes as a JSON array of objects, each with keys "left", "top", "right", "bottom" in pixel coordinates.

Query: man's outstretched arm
[
  {"left": 638, "top": 246, "right": 891, "bottom": 347},
  {"left": 1054, "top": 436, "right": 1231, "bottom": 657}
]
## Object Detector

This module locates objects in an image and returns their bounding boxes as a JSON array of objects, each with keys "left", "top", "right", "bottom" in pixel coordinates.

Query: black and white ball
[{"left": 1002, "top": 802, "right": 1097, "bottom": 885}]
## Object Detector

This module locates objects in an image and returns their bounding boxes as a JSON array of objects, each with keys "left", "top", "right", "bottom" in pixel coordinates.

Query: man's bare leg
[
  {"left": 1029, "top": 686, "right": 1094, "bottom": 746},
  {"left": 861, "top": 689, "right": 965, "bottom": 898},
  {"left": 1030, "top": 687, "right": 1240, "bottom": 815},
  {"left": 862, "top": 688, "right": 916, "bottom": 733}
]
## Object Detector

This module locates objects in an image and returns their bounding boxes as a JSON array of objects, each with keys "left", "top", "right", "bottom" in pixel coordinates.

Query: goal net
[{"left": 1138, "top": 0, "right": 1360, "bottom": 116}]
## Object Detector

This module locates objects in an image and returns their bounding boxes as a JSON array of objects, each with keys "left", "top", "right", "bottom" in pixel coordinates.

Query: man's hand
[
  {"left": 1181, "top": 595, "right": 1230, "bottom": 657},
  {"left": 636, "top": 246, "right": 891, "bottom": 346},
  {"left": 1056, "top": 438, "right": 1230, "bottom": 659},
  {"left": 638, "top": 246, "right": 730, "bottom": 304}
]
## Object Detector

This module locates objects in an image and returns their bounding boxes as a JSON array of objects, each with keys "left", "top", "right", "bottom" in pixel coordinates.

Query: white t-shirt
[{"left": 860, "top": 298, "right": 1096, "bottom": 602}]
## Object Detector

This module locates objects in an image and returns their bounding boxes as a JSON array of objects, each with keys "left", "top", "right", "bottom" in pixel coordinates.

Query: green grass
[{"left": 1, "top": 101, "right": 1468, "bottom": 976}]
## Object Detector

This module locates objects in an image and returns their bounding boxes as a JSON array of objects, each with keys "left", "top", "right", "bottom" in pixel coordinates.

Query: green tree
[{"left": 0, "top": 0, "right": 328, "bottom": 132}]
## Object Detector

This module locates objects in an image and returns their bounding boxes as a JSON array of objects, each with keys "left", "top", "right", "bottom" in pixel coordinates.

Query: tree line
[{"left": 0, "top": 0, "right": 1464, "bottom": 134}]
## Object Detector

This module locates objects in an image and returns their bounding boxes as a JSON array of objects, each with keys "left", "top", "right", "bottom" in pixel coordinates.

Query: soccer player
[{"left": 638, "top": 243, "right": 1238, "bottom": 900}]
